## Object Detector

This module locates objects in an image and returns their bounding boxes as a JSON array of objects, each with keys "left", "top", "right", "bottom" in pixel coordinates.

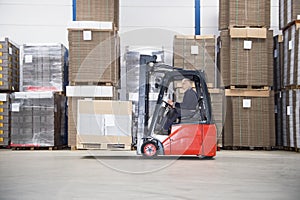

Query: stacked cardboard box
[
  {"left": 75, "top": 0, "right": 119, "bottom": 29},
  {"left": 224, "top": 93, "right": 275, "bottom": 147},
  {"left": 219, "top": 1, "right": 275, "bottom": 148},
  {"left": 173, "top": 35, "right": 217, "bottom": 88},
  {"left": 76, "top": 100, "right": 132, "bottom": 150},
  {"left": 21, "top": 44, "right": 68, "bottom": 92},
  {"left": 220, "top": 28, "right": 274, "bottom": 87},
  {"left": 68, "top": 28, "right": 120, "bottom": 85},
  {"left": 68, "top": 0, "right": 120, "bottom": 148},
  {"left": 0, "top": 94, "right": 10, "bottom": 147},
  {"left": 0, "top": 38, "right": 19, "bottom": 91},
  {"left": 10, "top": 92, "right": 66, "bottom": 147},
  {"left": 279, "top": 0, "right": 300, "bottom": 29},
  {"left": 219, "top": 0, "right": 271, "bottom": 30},
  {"left": 282, "top": 23, "right": 300, "bottom": 87},
  {"left": 279, "top": 1, "right": 300, "bottom": 151}
]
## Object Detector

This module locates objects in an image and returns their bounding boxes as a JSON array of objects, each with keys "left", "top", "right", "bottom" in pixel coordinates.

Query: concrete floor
[{"left": 0, "top": 150, "right": 299, "bottom": 200}]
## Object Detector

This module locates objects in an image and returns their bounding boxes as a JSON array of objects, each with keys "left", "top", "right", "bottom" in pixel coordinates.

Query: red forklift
[{"left": 136, "top": 59, "right": 217, "bottom": 158}]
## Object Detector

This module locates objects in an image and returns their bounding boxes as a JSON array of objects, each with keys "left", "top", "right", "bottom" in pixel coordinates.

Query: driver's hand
[{"left": 167, "top": 99, "right": 174, "bottom": 107}]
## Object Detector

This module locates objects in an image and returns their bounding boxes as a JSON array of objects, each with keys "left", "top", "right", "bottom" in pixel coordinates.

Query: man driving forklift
[{"left": 164, "top": 78, "right": 199, "bottom": 130}]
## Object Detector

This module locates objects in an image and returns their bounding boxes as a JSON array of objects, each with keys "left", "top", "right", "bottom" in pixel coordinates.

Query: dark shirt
[{"left": 175, "top": 88, "right": 198, "bottom": 118}]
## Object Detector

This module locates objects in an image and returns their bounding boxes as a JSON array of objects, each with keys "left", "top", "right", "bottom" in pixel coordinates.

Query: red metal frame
[{"left": 162, "top": 124, "right": 217, "bottom": 157}]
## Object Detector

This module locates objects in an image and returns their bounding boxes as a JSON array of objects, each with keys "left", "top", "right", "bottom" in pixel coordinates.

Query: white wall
[
  {"left": 0, "top": 0, "right": 280, "bottom": 47},
  {"left": 0, "top": 0, "right": 72, "bottom": 47}
]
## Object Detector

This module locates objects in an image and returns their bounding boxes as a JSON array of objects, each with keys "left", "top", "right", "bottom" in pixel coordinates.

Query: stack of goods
[
  {"left": 75, "top": 0, "right": 119, "bottom": 29},
  {"left": 219, "top": 0, "right": 275, "bottom": 148},
  {"left": 0, "top": 38, "right": 19, "bottom": 147},
  {"left": 76, "top": 100, "right": 132, "bottom": 150},
  {"left": 0, "top": 38, "right": 19, "bottom": 91},
  {"left": 67, "top": 0, "right": 120, "bottom": 149},
  {"left": 21, "top": 44, "right": 68, "bottom": 92},
  {"left": 10, "top": 92, "right": 66, "bottom": 147},
  {"left": 0, "top": 94, "right": 10, "bottom": 147},
  {"left": 173, "top": 35, "right": 217, "bottom": 88},
  {"left": 279, "top": 0, "right": 300, "bottom": 151}
]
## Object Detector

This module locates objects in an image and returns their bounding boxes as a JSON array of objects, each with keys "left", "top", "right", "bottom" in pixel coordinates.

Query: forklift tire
[{"left": 141, "top": 141, "right": 158, "bottom": 158}]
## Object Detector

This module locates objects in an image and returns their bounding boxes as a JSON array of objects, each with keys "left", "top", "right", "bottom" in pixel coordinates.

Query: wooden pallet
[
  {"left": 227, "top": 85, "right": 270, "bottom": 90},
  {"left": 78, "top": 143, "right": 131, "bottom": 151},
  {"left": 11, "top": 145, "right": 68, "bottom": 151},
  {"left": 222, "top": 146, "right": 273, "bottom": 151},
  {"left": 282, "top": 20, "right": 300, "bottom": 32},
  {"left": 70, "top": 81, "right": 114, "bottom": 86}
]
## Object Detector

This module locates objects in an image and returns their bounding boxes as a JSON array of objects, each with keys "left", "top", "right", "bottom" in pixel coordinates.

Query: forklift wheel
[{"left": 141, "top": 141, "right": 158, "bottom": 157}]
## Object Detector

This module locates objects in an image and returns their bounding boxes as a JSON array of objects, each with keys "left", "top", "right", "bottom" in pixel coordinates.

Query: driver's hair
[{"left": 182, "top": 78, "right": 192, "bottom": 88}]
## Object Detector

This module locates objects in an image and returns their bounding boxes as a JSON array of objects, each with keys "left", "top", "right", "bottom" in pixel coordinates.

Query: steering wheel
[{"left": 162, "top": 100, "right": 174, "bottom": 108}]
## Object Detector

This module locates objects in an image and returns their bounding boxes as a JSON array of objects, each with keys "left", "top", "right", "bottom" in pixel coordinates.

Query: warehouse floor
[{"left": 0, "top": 150, "right": 299, "bottom": 200}]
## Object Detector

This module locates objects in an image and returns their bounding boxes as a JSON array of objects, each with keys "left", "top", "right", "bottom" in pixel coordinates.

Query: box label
[
  {"left": 83, "top": 31, "right": 92, "bottom": 41},
  {"left": 244, "top": 40, "right": 252, "bottom": 50},
  {"left": 11, "top": 103, "right": 20, "bottom": 112},
  {"left": 243, "top": 99, "right": 251, "bottom": 108},
  {"left": 287, "top": 106, "right": 291, "bottom": 116},
  {"left": 191, "top": 46, "right": 199, "bottom": 55},
  {"left": 25, "top": 55, "right": 33, "bottom": 63},
  {"left": 9, "top": 47, "right": 12, "bottom": 55}
]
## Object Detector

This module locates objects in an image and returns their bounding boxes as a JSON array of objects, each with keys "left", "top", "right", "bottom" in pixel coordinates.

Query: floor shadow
[{"left": 81, "top": 155, "right": 215, "bottom": 161}]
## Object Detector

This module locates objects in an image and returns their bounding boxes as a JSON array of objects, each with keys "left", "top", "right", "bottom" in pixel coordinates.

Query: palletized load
[
  {"left": 75, "top": 0, "right": 119, "bottom": 29},
  {"left": 219, "top": 28, "right": 273, "bottom": 87},
  {"left": 219, "top": 0, "right": 271, "bottom": 30},
  {"left": 279, "top": 0, "right": 300, "bottom": 29},
  {"left": 0, "top": 38, "right": 19, "bottom": 91},
  {"left": 10, "top": 92, "right": 66, "bottom": 147},
  {"left": 68, "top": 21, "right": 120, "bottom": 85},
  {"left": 21, "top": 43, "right": 68, "bottom": 92},
  {"left": 0, "top": 93, "right": 10, "bottom": 147},
  {"left": 223, "top": 91, "right": 275, "bottom": 148},
  {"left": 282, "top": 23, "right": 300, "bottom": 87}
]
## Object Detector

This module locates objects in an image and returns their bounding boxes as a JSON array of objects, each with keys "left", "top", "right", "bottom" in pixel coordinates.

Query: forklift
[{"left": 136, "top": 57, "right": 217, "bottom": 158}]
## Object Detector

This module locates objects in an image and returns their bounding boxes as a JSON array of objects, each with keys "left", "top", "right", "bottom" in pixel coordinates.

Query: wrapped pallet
[
  {"left": 173, "top": 35, "right": 217, "bottom": 88},
  {"left": 76, "top": 100, "right": 132, "bottom": 150},
  {"left": 224, "top": 90, "right": 275, "bottom": 148},
  {"left": 0, "top": 93, "right": 10, "bottom": 147},
  {"left": 279, "top": 0, "right": 300, "bottom": 29},
  {"left": 68, "top": 22, "right": 120, "bottom": 85},
  {"left": 0, "top": 38, "right": 19, "bottom": 91},
  {"left": 219, "top": 28, "right": 274, "bottom": 87},
  {"left": 21, "top": 43, "right": 68, "bottom": 92},
  {"left": 10, "top": 92, "right": 66, "bottom": 147},
  {"left": 219, "top": 0, "right": 271, "bottom": 30},
  {"left": 282, "top": 23, "right": 300, "bottom": 87},
  {"left": 75, "top": 0, "right": 119, "bottom": 29}
]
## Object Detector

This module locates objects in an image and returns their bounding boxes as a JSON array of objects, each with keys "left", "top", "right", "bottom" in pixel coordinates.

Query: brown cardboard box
[
  {"left": 223, "top": 93, "right": 275, "bottom": 147},
  {"left": 173, "top": 35, "right": 217, "bottom": 88},
  {"left": 219, "top": 0, "right": 271, "bottom": 30},
  {"left": 219, "top": 29, "right": 273, "bottom": 87},
  {"left": 279, "top": 0, "right": 300, "bottom": 29},
  {"left": 76, "top": 0, "right": 119, "bottom": 29},
  {"left": 68, "top": 29, "right": 120, "bottom": 85}
]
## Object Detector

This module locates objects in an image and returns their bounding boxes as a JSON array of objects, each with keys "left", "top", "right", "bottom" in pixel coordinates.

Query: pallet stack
[
  {"left": 10, "top": 92, "right": 66, "bottom": 148},
  {"left": 67, "top": 0, "right": 128, "bottom": 150},
  {"left": 173, "top": 35, "right": 224, "bottom": 146},
  {"left": 219, "top": 0, "right": 275, "bottom": 148},
  {"left": 0, "top": 38, "right": 19, "bottom": 147},
  {"left": 279, "top": 0, "right": 300, "bottom": 151},
  {"left": 10, "top": 44, "right": 68, "bottom": 148}
]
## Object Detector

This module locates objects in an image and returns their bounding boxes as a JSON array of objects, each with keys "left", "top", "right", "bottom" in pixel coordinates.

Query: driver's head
[{"left": 182, "top": 78, "right": 192, "bottom": 91}]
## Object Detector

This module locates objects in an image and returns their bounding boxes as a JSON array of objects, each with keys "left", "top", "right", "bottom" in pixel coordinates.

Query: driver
[{"left": 163, "top": 78, "right": 199, "bottom": 130}]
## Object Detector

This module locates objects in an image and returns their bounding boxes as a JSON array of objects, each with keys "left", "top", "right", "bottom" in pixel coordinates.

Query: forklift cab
[{"left": 140, "top": 69, "right": 217, "bottom": 158}]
